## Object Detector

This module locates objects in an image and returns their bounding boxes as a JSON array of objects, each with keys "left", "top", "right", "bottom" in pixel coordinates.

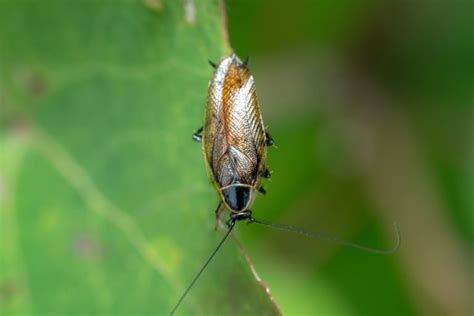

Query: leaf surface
[{"left": 0, "top": 1, "right": 280, "bottom": 315}]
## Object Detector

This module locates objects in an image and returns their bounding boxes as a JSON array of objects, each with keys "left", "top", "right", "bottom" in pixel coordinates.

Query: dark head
[{"left": 222, "top": 186, "right": 251, "bottom": 212}]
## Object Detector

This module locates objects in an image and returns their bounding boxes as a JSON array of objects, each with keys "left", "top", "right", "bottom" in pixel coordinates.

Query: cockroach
[
  {"left": 170, "top": 54, "right": 400, "bottom": 315},
  {"left": 198, "top": 53, "right": 270, "bottom": 225}
]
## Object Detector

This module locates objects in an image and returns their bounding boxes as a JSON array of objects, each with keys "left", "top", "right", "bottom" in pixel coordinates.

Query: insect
[
  {"left": 194, "top": 54, "right": 272, "bottom": 225},
  {"left": 170, "top": 54, "right": 400, "bottom": 316}
]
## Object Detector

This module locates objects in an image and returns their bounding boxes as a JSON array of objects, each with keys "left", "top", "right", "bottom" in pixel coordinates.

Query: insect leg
[
  {"left": 208, "top": 59, "right": 218, "bottom": 69},
  {"left": 243, "top": 55, "right": 250, "bottom": 66},
  {"left": 192, "top": 126, "right": 203, "bottom": 142},
  {"left": 265, "top": 131, "right": 274, "bottom": 146},
  {"left": 258, "top": 186, "right": 266, "bottom": 195},
  {"left": 261, "top": 168, "right": 271, "bottom": 179},
  {"left": 214, "top": 202, "right": 225, "bottom": 230}
]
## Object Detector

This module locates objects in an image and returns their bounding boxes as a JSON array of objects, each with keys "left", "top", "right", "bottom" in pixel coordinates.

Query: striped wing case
[{"left": 203, "top": 54, "right": 267, "bottom": 190}]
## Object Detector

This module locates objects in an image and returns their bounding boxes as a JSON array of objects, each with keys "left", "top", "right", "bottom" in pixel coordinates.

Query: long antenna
[
  {"left": 170, "top": 220, "right": 236, "bottom": 316},
  {"left": 248, "top": 218, "right": 400, "bottom": 255}
]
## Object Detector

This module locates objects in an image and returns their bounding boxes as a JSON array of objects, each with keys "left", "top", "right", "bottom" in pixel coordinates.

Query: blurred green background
[
  {"left": 225, "top": 0, "right": 473, "bottom": 315},
  {"left": 1, "top": 0, "right": 472, "bottom": 315}
]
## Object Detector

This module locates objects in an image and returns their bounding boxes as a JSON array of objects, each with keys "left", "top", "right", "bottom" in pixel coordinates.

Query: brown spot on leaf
[
  {"left": 0, "top": 280, "right": 20, "bottom": 303},
  {"left": 14, "top": 67, "right": 48, "bottom": 98},
  {"left": 72, "top": 232, "right": 104, "bottom": 260},
  {"left": 143, "top": 0, "right": 163, "bottom": 12}
]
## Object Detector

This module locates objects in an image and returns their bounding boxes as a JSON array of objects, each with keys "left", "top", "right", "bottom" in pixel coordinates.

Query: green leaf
[{"left": 0, "top": 1, "right": 281, "bottom": 315}]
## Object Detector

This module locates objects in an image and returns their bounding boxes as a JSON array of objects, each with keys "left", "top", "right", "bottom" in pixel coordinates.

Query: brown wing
[{"left": 203, "top": 55, "right": 267, "bottom": 188}]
